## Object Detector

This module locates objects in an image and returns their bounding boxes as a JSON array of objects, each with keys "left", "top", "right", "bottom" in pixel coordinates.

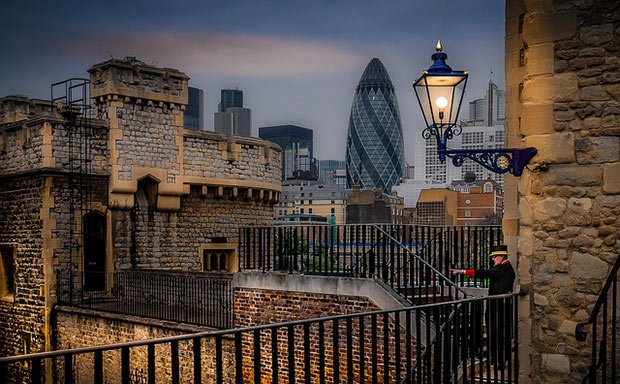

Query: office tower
[
  {"left": 259, "top": 125, "right": 317, "bottom": 181},
  {"left": 214, "top": 89, "right": 251, "bottom": 136},
  {"left": 219, "top": 89, "right": 243, "bottom": 111},
  {"left": 184, "top": 87, "right": 204, "bottom": 130},
  {"left": 346, "top": 58, "right": 405, "bottom": 191},
  {"left": 318, "top": 160, "right": 346, "bottom": 187},
  {"left": 413, "top": 80, "right": 506, "bottom": 185}
]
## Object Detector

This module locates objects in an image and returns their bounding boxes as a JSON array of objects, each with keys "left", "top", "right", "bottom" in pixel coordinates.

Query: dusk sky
[{"left": 1, "top": 0, "right": 505, "bottom": 163}]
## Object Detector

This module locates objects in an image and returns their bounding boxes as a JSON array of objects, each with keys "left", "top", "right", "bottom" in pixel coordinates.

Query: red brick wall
[{"left": 235, "top": 288, "right": 413, "bottom": 383}]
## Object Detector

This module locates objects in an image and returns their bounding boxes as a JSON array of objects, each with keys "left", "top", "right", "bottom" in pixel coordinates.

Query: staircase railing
[
  {"left": 239, "top": 224, "right": 502, "bottom": 306},
  {"left": 575, "top": 254, "right": 619, "bottom": 384}
]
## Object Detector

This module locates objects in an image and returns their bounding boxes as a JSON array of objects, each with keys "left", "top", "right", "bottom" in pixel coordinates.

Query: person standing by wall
[{"left": 451, "top": 245, "right": 516, "bottom": 369}]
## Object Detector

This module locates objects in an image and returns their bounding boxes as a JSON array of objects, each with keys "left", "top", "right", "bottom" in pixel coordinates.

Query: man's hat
[{"left": 490, "top": 245, "right": 509, "bottom": 257}]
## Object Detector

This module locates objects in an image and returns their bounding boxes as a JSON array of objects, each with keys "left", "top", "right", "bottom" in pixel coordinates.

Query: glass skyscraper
[{"left": 346, "top": 58, "right": 404, "bottom": 191}]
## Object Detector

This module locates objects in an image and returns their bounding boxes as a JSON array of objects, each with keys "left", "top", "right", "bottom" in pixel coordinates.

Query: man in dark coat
[{"left": 451, "top": 245, "right": 516, "bottom": 368}]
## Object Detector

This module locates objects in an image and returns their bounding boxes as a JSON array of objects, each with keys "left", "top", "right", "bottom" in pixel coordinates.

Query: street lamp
[{"left": 413, "top": 41, "right": 537, "bottom": 176}]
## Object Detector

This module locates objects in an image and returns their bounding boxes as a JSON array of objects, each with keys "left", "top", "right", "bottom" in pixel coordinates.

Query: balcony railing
[
  {"left": 0, "top": 294, "right": 518, "bottom": 384},
  {"left": 239, "top": 224, "right": 503, "bottom": 304},
  {"left": 575, "top": 254, "right": 619, "bottom": 384},
  {"left": 56, "top": 270, "right": 234, "bottom": 329}
]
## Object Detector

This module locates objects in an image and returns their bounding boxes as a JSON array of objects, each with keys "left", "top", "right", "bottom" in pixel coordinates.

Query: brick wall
[{"left": 235, "top": 287, "right": 411, "bottom": 383}]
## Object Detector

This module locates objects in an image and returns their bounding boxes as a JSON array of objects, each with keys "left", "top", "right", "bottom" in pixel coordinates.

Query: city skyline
[{"left": 1, "top": 0, "right": 505, "bottom": 163}]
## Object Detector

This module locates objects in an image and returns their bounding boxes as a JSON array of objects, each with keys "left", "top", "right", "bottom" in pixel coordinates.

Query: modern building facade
[
  {"left": 276, "top": 180, "right": 350, "bottom": 225},
  {"left": 183, "top": 86, "right": 204, "bottom": 130},
  {"left": 214, "top": 89, "right": 251, "bottom": 137},
  {"left": 220, "top": 89, "right": 243, "bottom": 111},
  {"left": 346, "top": 58, "right": 405, "bottom": 191},
  {"left": 413, "top": 80, "right": 506, "bottom": 185},
  {"left": 318, "top": 160, "right": 346, "bottom": 187},
  {"left": 259, "top": 125, "right": 318, "bottom": 181}
]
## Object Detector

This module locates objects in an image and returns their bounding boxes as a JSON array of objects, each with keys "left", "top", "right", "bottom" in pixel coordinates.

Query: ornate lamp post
[{"left": 412, "top": 41, "right": 537, "bottom": 176}]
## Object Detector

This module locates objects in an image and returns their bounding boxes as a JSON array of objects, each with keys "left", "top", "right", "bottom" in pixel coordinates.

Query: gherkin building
[{"left": 346, "top": 58, "right": 405, "bottom": 191}]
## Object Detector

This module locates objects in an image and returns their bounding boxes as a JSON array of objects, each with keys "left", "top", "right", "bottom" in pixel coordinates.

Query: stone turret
[{"left": 88, "top": 57, "right": 190, "bottom": 210}]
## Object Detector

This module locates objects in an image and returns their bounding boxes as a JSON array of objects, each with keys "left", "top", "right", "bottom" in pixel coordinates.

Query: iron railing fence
[
  {"left": 56, "top": 269, "right": 234, "bottom": 329},
  {"left": 239, "top": 224, "right": 502, "bottom": 304},
  {"left": 576, "top": 254, "right": 619, "bottom": 384},
  {"left": 0, "top": 294, "right": 518, "bottom": 384}
]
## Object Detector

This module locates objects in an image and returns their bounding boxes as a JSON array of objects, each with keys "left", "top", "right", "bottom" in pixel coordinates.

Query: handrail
[
  {"left": 575, "top": 255, "right": 620, "bottom": 341},
  {"left": 574, "top": 254, "right": 619, "bottom": 383},
  {"left": 372, "top": 224, "right": 467, "bottom": 297},
  {"left": 0, "top": 295, "right": 512, "bottom": 365}
]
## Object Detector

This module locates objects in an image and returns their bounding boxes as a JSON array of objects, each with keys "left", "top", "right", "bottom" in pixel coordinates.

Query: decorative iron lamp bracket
[
  {"left": 414, "top": 41, "right": 538, "bottom": 177},
  {"left": 422, "top": 123, "right": 538, "bottom": 176}
]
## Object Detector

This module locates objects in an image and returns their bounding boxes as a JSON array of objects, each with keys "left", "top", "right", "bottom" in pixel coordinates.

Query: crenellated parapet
[{"left": 86, "top": 58, "right": 281, "bottom": 211}]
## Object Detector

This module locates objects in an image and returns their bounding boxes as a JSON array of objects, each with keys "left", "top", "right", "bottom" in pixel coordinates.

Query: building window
[
  {"left": 301, "top": 193, "right": 305, "bottom": 197},
  {"left": 330, "top": 208, "right": 335, "bottom": 214},
  {"left": 465, "top": 210, "right": 471, "bottom": 217},
  {"left": 309, "top": 192, "right": 313, "bottom": 197},
  {"left": 203, "top": 251, "right": 229, "bottom": 272},
  {"left": 308, "top": 208, "right": 313, "bottom": 214},
  {"left": 331, "top": 192, "right": 336, "bottom": 197},
  {"left": 0, "top": 244, "right": 16, "bottom": 299},
  {"left": 300, "top": 208, "right": 304, "bottom": 214},
  {"left": 484, "top": 182, "right": 493, "bottom": 193},
  {"left": 465, "top": 199, "right": 471, "bottom": 205}
]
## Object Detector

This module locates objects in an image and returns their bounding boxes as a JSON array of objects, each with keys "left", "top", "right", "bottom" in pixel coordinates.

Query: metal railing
[
  {"left": 0, "top": 294, "right": 518, "bottom": 384},
  {"left": 57, "top": 270, "right": 234, "bottom": 329},
  {"left": 575, "top": 255, "right": 619, "bottom": 384},
  {"left": 239, "top": 224, "right": 502, "bottom": 304}
]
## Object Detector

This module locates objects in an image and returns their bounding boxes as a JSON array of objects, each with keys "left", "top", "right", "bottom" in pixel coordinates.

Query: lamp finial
[{"left": 436, "top": 40, "right": 443, "bottom": 52}]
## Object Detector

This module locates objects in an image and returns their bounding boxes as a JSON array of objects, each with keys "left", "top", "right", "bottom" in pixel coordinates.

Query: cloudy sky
[{"left": 1, "top": 0, "right": 505, "bottom": 163}]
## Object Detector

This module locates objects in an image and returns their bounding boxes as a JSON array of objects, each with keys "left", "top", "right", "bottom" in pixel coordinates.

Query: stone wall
[
  {"left": 505, "top": 0, "right": 620, "bottom": 383},
  {"left": 0, "top": 121, "right": 44, "bottom": 174},
  {"left": 0, "top": 57, "right": 282, "bottom": 380},
  {"left": 0, "top": 176, "right": 45, "bottom": 362},
  {"left": 53, "top": 307, "right": 234, "bottom": 384}
]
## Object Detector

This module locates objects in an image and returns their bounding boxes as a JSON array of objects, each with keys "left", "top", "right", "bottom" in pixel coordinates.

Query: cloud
[{"left": 68, "top": 31, "right": 363, "bottom": 78}]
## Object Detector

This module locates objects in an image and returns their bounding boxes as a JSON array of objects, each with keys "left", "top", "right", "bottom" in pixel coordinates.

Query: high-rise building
[
  {"left": 214, "top": 89, "right": 251, "bottom": 137},
  {"left": 219, "top": 89, "right": 243, "bottom": 111},
  {"left": 318, "top": 160, "right": 346, "bottom": 187},
  {"left": 346, "top": 58, "right": 405, "bottom": 191},
  {"left": 413, "top": 80, "right": 506, "bottom": 185},
  {"left": 184, "top": 87, "right": 204, "bottom": 130},
  {"left": 259, "top": 125, "right": 318, "bottom": 181}
]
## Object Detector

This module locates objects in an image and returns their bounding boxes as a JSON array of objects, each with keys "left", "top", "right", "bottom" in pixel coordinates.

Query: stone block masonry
[
  {"left": 506, "top": 0, "right": 620, "bottom": 382},
  {"left": 0, "top": 56, "right": 282, "bottom": 382}
]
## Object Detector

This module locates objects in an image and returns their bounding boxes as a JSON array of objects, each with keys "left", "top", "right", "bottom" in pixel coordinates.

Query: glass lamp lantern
[
  {"left": 412, "top": 41, "right": 538, "bottom": 176},
  {"left": 413, "top": 41, "right": 468, "bottom": 133}
]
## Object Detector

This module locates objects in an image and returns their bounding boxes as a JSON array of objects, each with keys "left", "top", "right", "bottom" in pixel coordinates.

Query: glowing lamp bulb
[{"left": 435, "top": 96, "right": 448, "bottom": 110}]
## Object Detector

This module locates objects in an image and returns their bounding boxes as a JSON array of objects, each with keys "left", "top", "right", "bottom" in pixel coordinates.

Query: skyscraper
[
  {"left": 214, "top": 89, "right": 251, "bottom": 137},
  {"left": 346, "top": 58, "right": 405, "bottom": 191},
  {"left": 183, "top": 87, "right": 204, "bottom": 130},
  {"left": 219, "top": 89, "right": 243, "bottom": 111},
  {"left": 259, "top": 125, "right": 317, "bottom": 181}
]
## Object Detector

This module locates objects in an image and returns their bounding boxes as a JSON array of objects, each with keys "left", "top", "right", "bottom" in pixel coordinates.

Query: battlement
[
  {"left": 0, "top": 95, "right": 55, "bottom": 125},
  {"left": 88, "top": 57, "right": 189, "bottom": 105}
]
